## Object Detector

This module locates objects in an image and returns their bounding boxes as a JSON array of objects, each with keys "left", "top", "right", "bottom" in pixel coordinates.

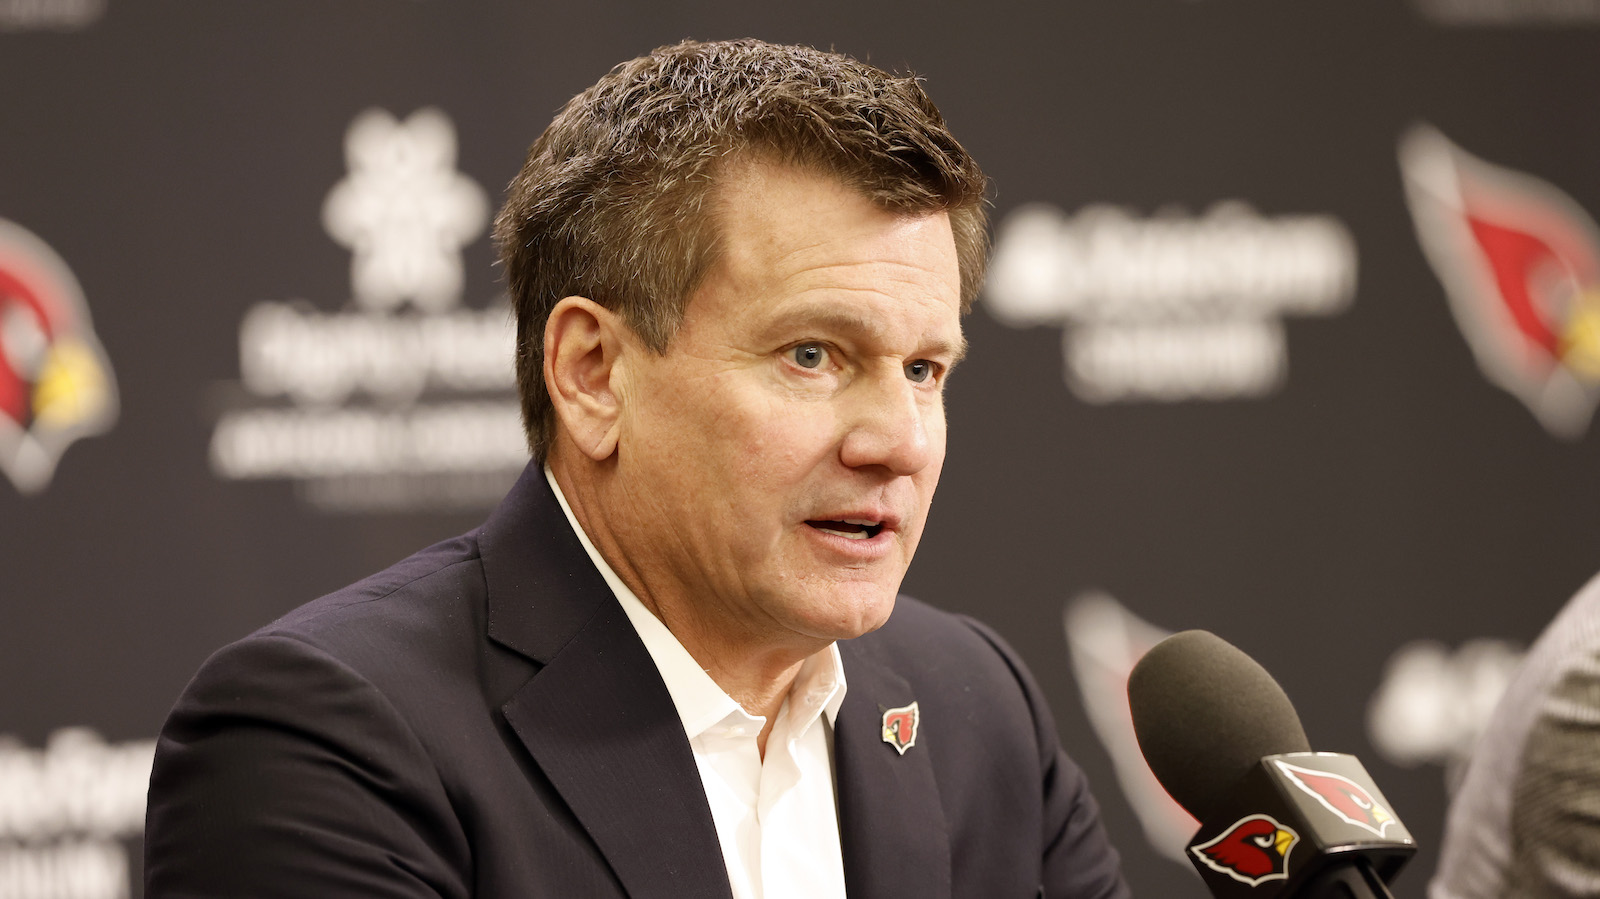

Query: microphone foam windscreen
[{"left": 1127, "top": 629, "right": 1311, "bottom": 824}]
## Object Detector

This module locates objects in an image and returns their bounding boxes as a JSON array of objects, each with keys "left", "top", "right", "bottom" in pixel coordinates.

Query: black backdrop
[{"left": 5, "top": 2, "right": 1600, "bottom": 896}]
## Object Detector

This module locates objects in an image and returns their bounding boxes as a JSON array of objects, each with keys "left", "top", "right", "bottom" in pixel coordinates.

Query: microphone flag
[{"left": 1184, "top": 752, "right": 1415, "bottom": 898}]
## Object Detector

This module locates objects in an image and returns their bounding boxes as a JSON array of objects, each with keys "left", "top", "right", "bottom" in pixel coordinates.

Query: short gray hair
[{"left": 493, "top": 38, "right": 989, "bottom": 459}]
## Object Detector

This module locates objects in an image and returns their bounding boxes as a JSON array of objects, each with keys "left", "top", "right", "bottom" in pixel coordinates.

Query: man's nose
[{"left": 838, "top": 372, "right": 938, "bottom": 476}]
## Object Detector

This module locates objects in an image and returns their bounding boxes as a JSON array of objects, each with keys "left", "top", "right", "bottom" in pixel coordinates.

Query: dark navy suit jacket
[{"left": 145, "top": 464, "right": 1129, "bottom": 898}]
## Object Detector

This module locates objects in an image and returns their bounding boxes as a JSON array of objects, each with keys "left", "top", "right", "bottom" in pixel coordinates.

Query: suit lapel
[
  {"left": 834, "top": 643, "right": 953, "bottom": 899},
  {"left": 482, "top": 465, "right": 733, "bottom": 899}
]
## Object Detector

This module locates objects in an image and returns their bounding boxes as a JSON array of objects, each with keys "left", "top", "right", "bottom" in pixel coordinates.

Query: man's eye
[
  {"left": 905, "top": 360, "right": 935, "bottom": 383},
  {"left": 791, "top": 344, "right": 828, "bottom": 369}
]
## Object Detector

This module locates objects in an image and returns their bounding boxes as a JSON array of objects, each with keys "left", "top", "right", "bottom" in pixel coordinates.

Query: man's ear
[{"left": 544, "top": 296, "right": 629, "bottom": 461}]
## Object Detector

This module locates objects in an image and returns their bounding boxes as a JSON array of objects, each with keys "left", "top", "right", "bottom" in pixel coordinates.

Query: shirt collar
[{"left": 544, "top": 465, "right": 847, "bottom": 740}]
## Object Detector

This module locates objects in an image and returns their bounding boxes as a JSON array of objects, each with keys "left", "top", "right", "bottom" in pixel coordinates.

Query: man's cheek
[{"left": 748, "top": 407, "right": 836, "bottom": 463}]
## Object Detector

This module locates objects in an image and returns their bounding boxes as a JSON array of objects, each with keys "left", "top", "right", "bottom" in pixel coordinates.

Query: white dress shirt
[{"left": 546, "top": 468, "right": 849, "bottom": 899}]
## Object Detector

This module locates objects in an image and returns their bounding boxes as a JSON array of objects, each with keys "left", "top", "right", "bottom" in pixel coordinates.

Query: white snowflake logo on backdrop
[{"left": 322, "top": 107, "right": 489, "bottom": 313}]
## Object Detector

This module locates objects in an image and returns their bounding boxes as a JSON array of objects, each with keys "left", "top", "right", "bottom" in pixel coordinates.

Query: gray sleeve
[{"left": 1505, "top": 650, "right": 1600, "bottom": 899}]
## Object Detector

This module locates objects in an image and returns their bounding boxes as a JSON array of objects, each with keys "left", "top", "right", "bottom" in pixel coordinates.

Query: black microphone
[{"left": 1127, "top": 630, "right": 1416, "bottom": 899}]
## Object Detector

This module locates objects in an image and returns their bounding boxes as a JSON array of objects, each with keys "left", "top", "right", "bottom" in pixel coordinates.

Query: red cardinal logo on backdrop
[
  {"left": 1063, "top": 593, "right": 1198, "bottom": 864},
  {"left": 1275, "top": 760, "right": 1396, "bottom": 837},
  {"left": 880, "top": 702, "right": 919, "bottom": 755},
  {"left": 0, "top": 218, "right": 117, "bottom": 494},
  {"left": 1400, "top": 124, "right": 1600, "bottom": 438},
  {"left": 1191, "top": 814, "right": 1299, "bottom": 886}
]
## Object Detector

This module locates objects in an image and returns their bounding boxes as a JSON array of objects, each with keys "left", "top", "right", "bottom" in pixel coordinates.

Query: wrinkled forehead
[
  {"left": 705, "top": 154, "right": 961, "bottom": 279},
  {"left": 685, "top": 160, "right": 963, "bottom": 348}
]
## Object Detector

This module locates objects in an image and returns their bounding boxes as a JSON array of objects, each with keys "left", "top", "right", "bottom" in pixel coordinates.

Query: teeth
[{"left": 810, "top": 518, "right": 883, "bottom": 540}]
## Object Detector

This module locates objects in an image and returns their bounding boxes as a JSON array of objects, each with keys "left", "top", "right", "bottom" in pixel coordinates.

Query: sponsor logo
[
  {"left": 1400, "top": 123, "right": 1600, "bottom": 438},
  {"left": 209, "top": 108, "right": 527, "bottom": 512},
  {"left": 880, "top": 701, "right": 919, "bottom": 755},
  {"left": 322, "top": 108, "right": 488, "bottom": 315},
  {"left": 1274, "top": 760, "right": 1397, "bottom": 838},
  {"left": 1063, "top": 592, "right": 1195, "bottom": 863},
  {"left": 985, "top": 202, "right": 1356, "bottom": 403},
  {"left": 0, "top": 728, "right": 155, "bottom": 899},
  {"left": 1191, "top": 814, "right": 1299, "bottom": 887},
  {"left": 1366, "top": 638, "right": 1522, "bottom": 786},
  {"left": 0, "top": 0, "right": 104, "bottom": 31},
  {"left": 1413, "top": 0, "right": 1600, "bottom": 24},
  {"left": 0, "top": 218, "right": 117, "bottom": 495}
]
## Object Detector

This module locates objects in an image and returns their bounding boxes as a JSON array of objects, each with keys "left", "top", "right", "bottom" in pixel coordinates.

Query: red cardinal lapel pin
[{"left": 881, "top": 701, "right": 919, "bottom": 755}]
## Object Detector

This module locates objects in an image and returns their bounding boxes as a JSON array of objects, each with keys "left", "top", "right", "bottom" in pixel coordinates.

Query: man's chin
[{"left": 795, "top": 590, "right": 898, "bottom": 643}]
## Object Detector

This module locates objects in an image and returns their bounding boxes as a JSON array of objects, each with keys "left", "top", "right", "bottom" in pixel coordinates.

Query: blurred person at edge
[
  {"left": 142, "top": 39, "right": 1129, "bottom": 899},
  {"left": 1433, "top": 572, "right": 1600, "bottom": 899}
]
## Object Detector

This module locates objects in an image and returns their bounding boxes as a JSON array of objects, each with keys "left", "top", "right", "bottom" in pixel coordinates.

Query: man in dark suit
[{"left": 145, "top": 39, "right": 1130, "bottom": 898}]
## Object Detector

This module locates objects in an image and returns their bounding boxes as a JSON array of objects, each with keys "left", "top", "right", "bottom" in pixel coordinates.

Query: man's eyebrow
[
  {"left": 765, "top": 306, "right": 968, "bottom": 361},
  {"left": 945, "top": 334, "right": 970, "bottom": 366}
]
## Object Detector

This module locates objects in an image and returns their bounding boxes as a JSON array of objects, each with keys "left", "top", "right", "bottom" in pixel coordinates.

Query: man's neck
[
  {"left": 658, "top": 607, "right": 814, "bottom": 755},
  {"left": 548, "top": 452, "right": 827, "bottom": 756}
]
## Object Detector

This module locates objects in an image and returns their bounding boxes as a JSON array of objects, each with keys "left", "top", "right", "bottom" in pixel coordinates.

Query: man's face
[{"left": 610, "top": 161, "right": 964, "bottom": 650}]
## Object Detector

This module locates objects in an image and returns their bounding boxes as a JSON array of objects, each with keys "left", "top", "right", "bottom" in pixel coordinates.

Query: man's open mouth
[{"left": 807, "top": 519, "right": 885, "bottom": 540}]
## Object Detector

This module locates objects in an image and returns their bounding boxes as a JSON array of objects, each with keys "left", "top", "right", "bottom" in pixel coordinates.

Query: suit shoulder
[
  {"left": 165, "top": 528, "right": 511, "bottom": 771},
  {"left": 211, "top": 530, "right": 491, "bottom": 689},
  {"left": 261, "top": 531, "right": 484, "bottom": 636}
]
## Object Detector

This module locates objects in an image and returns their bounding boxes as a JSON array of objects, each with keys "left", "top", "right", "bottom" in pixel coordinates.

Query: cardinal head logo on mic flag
[
  {"left": 1400, "top": 123, "right": 1600, "bottom": 438},
  {"left": 1191, "top": 814, "right": 1299, "bottom": 887},
  {"left": 1274, "top": 760, "right": 1396, "bottom": 838}
]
